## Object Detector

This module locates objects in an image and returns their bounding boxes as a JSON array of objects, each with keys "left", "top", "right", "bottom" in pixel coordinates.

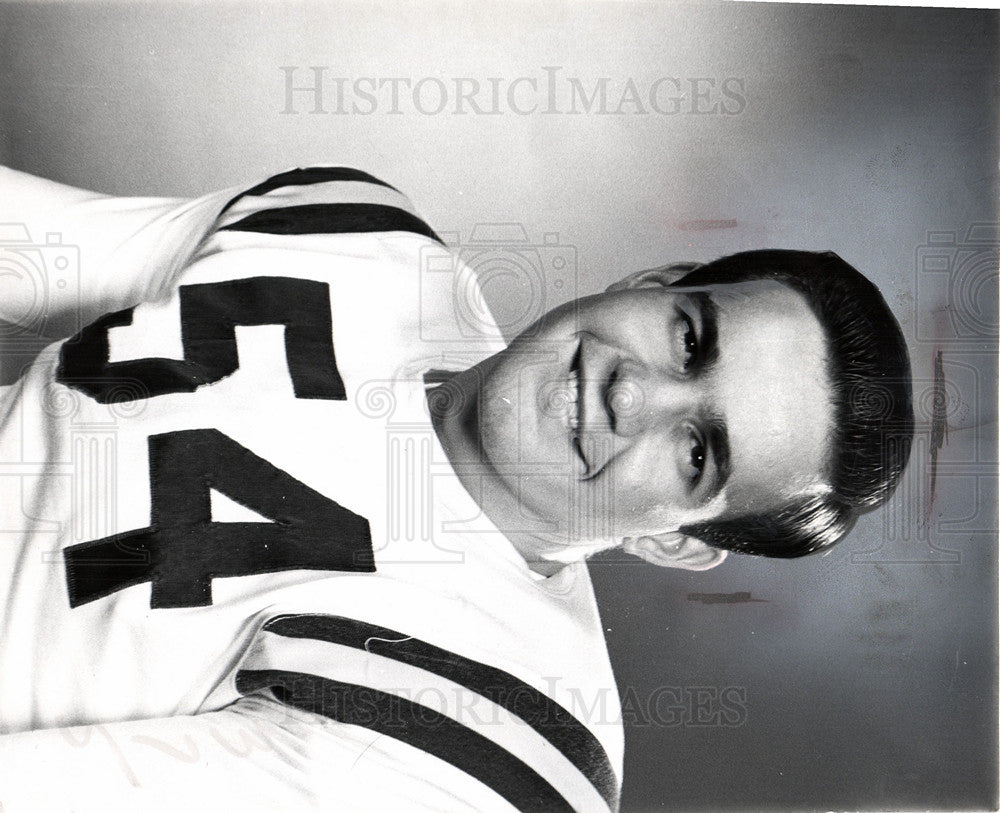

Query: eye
[
  {"left": 686, "top": 429, "right": 706, "bottom": 484},
  {"left": 673, "top": 310, "right": 698, "bottom": 371}
]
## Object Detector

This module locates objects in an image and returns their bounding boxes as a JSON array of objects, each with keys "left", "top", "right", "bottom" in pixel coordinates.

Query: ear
[
  {"left": 606, "top": 263, "right": 701, "bottom": 293},
  {"left": 622, "top": 531, "right": 727, "bottom": 571}
]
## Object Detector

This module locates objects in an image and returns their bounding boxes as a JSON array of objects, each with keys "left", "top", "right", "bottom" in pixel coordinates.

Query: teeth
[{"left": 567, "top": 368, "right": 580, "bottom": 432}]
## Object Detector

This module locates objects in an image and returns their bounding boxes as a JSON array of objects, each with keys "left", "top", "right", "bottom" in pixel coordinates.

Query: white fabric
[
  {"left": 0, "top": 167, "right": 623, "bottom": 810},
  {"left": 0, "top": 695, "right": 518, "bottom": 812}
]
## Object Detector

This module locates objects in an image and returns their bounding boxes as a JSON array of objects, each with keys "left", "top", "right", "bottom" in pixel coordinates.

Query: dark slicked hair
[{"left": 672, "top": 249, "right": 914, "bottom": 558}]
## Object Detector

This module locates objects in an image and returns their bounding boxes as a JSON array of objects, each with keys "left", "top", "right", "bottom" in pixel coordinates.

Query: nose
[{"left": 605, "top": 358, "right": 700, "bottom": 438}]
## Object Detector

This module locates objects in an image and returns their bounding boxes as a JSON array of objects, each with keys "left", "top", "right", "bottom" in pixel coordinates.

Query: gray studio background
[{"left": 0, "top": 2, "right": 996, "bottom": 810}]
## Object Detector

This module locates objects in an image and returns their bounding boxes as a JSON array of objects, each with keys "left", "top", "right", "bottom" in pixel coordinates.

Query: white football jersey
[{"left": 0, "top": 168, "right": 622, "bottom": 812}]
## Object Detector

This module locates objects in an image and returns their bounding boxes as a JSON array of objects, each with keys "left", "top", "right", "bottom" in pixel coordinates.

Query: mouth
[{"left": 567, "top": 338, "right": 589, "bottom": 475}]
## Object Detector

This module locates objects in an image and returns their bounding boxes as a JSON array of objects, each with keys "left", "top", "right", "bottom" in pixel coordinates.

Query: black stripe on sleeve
[
  {"left": 260, "top": 614, "right": 619, "bottom": 811},
  {"left": 235, "top": 669, "right": 575, "bottom": 813},
  {"left": 218, "top": 203, "right": 443, "bottom": 244},
  {"left": 220, "top": 166, "right": 400, "bottom": 215}
]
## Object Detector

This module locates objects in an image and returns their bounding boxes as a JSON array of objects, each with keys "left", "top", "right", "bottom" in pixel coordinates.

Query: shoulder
[
  {"left": 212, "top": 166, "right": 443, "bottom": 245},
  {"left": 236, "top": 611, "right": 622, "bottom": 812}
]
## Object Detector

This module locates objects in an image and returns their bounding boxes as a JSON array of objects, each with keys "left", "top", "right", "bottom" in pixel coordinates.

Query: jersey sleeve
[
  {"left": 0, "top": 165, "right": 238, "bottom": 335},
  {"left": 0, "top": 165, "right": 439, "bottom": 338},
  {"left": 0, "top": 694, "right": 518, "bottom": 812},
  {"left": 208, "top": 166, "right": 440, "bottom": 245},
  {"left": 222, "top": 614, "right": 622, "bottom": 813}
]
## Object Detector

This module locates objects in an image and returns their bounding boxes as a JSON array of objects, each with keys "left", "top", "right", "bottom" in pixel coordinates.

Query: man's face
[{"left": 469, "top": 277, "right": 834, "bottom": 549}]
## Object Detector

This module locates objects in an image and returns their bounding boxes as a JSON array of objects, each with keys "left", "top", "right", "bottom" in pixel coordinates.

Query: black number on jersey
[
  {"left": 56, "top": 277, "right": 346, "bottom": 402},
  {"left": 63, "top": 429, "right": 374, "bottom": 609}
]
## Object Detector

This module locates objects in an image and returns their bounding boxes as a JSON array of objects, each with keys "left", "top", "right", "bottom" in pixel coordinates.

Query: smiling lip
[{"left": 569, "top": 337, "right": 589, "bottom": 475}]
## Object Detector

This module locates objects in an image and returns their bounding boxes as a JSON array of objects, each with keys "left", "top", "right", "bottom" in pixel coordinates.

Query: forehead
[{"left": 690, "top": 279, "right": 834, "bottom": 515}]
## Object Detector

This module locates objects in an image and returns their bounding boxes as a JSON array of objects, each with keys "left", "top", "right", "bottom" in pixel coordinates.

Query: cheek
[{"left": 601, "top": 440, "right": 685, "bottom": 527}]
